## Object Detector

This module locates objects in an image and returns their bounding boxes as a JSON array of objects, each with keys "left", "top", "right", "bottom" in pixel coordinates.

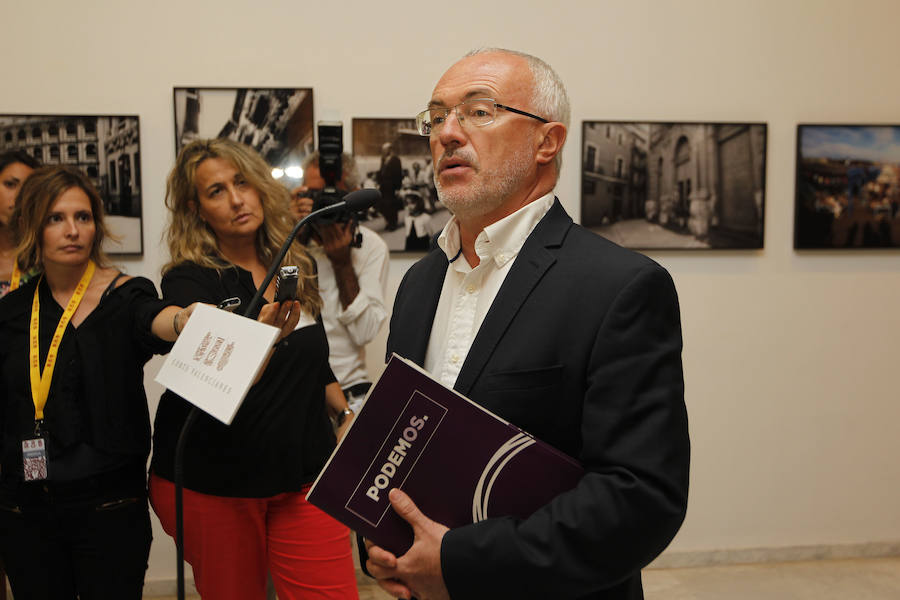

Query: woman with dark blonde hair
[
  {"left": 0, "top": 150, "right": 41, "bottom": 297},
  {"left": 0, "top": 165, "right": 198, "bottom": 598},
  {"left": 150, "top": 138, "right": 359, "bottom": 600}
]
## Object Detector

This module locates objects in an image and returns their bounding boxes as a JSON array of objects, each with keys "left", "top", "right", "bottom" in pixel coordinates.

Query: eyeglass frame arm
[{"left": 493, "top": 103, "right": 549, "bottom": 123}]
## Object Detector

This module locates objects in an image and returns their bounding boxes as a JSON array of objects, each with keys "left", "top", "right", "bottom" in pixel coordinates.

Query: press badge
[{"left": 22, "top": 437, "right": 48, "bottom": 481}]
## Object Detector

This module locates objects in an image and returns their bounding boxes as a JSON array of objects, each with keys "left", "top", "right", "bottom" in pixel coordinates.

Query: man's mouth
[{"left": 439, "top": 155, "right": 474, "bottom": 174}]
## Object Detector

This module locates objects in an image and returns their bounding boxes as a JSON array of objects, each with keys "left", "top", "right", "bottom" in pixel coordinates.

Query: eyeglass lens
[{"left": 417, "top": 99, "right": 496, "bottom": 135}]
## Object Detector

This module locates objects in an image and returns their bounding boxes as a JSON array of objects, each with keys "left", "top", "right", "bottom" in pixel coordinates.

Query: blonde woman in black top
[{"left": 150, "top": 139, "right": 358, "bottom": 600}]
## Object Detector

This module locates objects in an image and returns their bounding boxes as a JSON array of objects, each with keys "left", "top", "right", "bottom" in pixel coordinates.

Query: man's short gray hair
[
  {"left": 302, "top": 151, "right": 360, "bottom": 190},
  {"left": 464, "top": 48, "right": 570, "bottom": 178}
]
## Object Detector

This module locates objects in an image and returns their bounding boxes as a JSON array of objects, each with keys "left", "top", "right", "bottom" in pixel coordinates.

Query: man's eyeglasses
[{"left": 415, "top": 98, "right": 548, "bottom": 136}]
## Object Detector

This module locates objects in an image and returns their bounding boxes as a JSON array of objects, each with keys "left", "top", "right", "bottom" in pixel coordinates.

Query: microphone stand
[
  {"left": 172, "top": 189, "right": 379, "bottom": 600},
  {"left": 174, "top": 407, "right": 199, "bottom": 600}
]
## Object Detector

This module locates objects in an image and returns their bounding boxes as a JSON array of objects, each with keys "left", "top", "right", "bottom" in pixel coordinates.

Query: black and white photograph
[
  {"left": 173, "top": 87, "right": 314, "bottom": 186},
  {"left": 352, "top": 118, "right": 448, "bottom": 252},
  {"left": 795, "top": 124, "right": 900, "bottom": 249},
  {"left": 581, "top": 121, "right": 767, "bottom": 250},
  {"left": 1, "top": 114, "right": 143, "bottom": 255}
]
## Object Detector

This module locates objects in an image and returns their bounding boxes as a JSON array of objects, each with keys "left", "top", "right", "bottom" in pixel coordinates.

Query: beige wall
[{"left": 4, "top": 0, "right": 899, "bottom": 586}]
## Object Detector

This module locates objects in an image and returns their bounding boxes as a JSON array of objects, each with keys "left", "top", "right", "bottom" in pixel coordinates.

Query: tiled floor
[
  {"left": 142, "top": 556, "right": 900, "bottom": 599},
  {"left": 642, "top": 557, "right": 900, "bottom": 600}
]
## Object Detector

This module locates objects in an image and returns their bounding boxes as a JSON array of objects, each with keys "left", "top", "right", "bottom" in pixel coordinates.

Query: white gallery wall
[{"left": 4, "top": 0, "right": 899, "bottom": 586}]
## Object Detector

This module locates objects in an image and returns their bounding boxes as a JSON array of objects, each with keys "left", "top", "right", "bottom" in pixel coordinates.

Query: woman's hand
[
  {"left": 153, "top": 302, "right": 203, "bottom": 342},
  {"left": 173, "top": 302, "right": 202, "bottom": 336},
  {"left": 257, "top": 300, "right": 301, "bottom": 342},
  {"left": 250, "top": 300, "right": 301, "bottom": 386}
]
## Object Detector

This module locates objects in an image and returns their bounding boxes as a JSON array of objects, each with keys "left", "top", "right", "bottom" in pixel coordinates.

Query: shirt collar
[{"left": 437, "top": 192, "right": 555, "bottom": 268}]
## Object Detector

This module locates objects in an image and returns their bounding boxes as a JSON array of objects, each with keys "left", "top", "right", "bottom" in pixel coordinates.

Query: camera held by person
[{"left": 291, "top": 122, "right": 362, "bottom": 248}]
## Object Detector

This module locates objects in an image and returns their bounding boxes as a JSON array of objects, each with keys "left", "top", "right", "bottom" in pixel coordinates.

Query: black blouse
[
  {"left": 151, "top": 262, "right": 337, "bottom": 498},
  {"left": 0, "top": 276, "right": 172, "bottom": 481}
]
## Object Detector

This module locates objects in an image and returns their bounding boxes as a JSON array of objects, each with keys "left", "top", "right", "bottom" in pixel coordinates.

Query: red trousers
[{"left": 150, "top": 474, "right": 358, "bottom": 600}]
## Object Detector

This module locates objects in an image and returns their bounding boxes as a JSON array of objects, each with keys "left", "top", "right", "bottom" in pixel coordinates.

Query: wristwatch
[{"left": 337, "top": 407, "right": 354, "bottom": 425}]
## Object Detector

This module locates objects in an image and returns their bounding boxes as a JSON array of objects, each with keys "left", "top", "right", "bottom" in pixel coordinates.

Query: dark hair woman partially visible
[
  {"left": 150, "top": 138, "right": 359, "bottom": 600},
  {"left": 0, "top": 150, "right": 41, "bottom": 297},
  {"left": 0, "top": 166, "right": 196, "bottom": 598}
]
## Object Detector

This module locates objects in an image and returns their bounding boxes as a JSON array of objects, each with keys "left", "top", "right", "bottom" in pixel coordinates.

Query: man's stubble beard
[{"left": 435, "top": 146, "right": 534, "bottom": 221}]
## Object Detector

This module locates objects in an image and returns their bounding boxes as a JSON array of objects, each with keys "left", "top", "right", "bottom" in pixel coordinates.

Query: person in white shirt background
[{"left": 291, "top": 152, "right": 390, "bottom": 414}]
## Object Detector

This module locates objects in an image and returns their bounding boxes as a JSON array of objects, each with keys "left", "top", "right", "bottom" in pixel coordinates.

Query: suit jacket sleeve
[{"left": 440, "top": 263, "right": 690, "bottom": 599}]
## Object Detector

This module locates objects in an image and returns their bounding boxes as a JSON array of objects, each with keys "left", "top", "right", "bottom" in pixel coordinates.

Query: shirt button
[
  {"left": 451, "top": 354, "right": 460, "bottom": 364},
  {"left": 466, "top": 285, "right": 476, "bottom": 294}
]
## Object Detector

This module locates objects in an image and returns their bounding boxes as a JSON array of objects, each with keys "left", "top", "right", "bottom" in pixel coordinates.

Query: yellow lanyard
[
  {"left": 29, "top": 260, "right": 95, "bottom": 421},
  {"left": 10, "top": 263, "right": 22, "bottom": 291}
]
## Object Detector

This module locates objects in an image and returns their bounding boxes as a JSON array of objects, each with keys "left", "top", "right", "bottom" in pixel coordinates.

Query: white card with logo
[{"left": 155, "top": 303, "right": 280, "bottom": 425}]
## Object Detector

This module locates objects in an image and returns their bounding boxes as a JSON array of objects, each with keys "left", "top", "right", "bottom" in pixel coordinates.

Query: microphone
[
  {"left": 242, "top": 188, "right": 381, "bottom": 317},
  {"left": 340, "top": 187, "right": 381, "bottom": 213}
]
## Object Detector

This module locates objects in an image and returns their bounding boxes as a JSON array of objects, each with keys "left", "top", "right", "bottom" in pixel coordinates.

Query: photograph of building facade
[
  {"left": 174, "top": 88, "right": 314, "bottom": 186},
  {"left": 795, "top": 125, "right": 900, "bottom": 249},
  {"left": 581, "top": 122, "right": 766, "bottom": 249},
  {"left": 0, "top": 115, "right": 143, "bottom": 254}
]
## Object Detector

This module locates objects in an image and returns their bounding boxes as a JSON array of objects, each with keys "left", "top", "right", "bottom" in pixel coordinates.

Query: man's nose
[{"left": 437, "top": 109, "right": 467, "bottom": 147}]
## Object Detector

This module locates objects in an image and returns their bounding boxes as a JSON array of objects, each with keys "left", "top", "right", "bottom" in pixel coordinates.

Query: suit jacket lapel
[
  {"left": 454, "top": 199, "right": 572, "bottom": 396},
  {"left": 391, "top": 250, "right": 448, "bottom": 366}
]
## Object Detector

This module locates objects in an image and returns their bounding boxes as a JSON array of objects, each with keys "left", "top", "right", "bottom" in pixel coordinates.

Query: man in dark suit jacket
[
  {"left": 363, "top": 48, "right": 690, "bottom": 600},
  {"left": 376, "top": 142, "right": 402, "bottom": 231}
]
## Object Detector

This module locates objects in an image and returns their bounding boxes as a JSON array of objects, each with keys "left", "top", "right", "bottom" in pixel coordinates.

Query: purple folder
[{"left": 306, "top": 354, "right": 584, "bottom": 555}]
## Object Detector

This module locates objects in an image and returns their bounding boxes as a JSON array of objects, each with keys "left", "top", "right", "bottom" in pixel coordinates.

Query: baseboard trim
[
  {"left": 140, "top": 542, "right": 900, "bottom": 594},
  {"left": 648, "top": 541, "right": 900, "bottom": 569}
]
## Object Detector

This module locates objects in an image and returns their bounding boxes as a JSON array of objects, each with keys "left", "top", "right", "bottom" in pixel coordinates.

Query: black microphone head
[{"left": 343, "top": 188, "right": 381, "bottom": 212}]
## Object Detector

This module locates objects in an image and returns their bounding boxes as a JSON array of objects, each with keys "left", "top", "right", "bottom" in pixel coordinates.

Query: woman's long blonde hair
[{"left": 164, "top": 138, "right": 321, "bottom": 317}]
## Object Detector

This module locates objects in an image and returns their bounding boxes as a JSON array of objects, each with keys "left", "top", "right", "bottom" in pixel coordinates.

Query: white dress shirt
[
  {"left": 308, "top": 225, "right": 390, "bottom": 391},
  {"left": 424, "top": 193, "right": 555, "bottom": 388}
]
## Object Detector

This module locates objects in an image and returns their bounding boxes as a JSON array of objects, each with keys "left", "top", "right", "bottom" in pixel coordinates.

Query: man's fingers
[
  {"left": 374, "top": 577, "right": 413, "bottom": 600},
  {"left": 289, "top": 187, "right": 314, "bottom": 219},
  {"left": 388, "top": 488, "right": 425, "bottom": 528},
  {"left": 364, "top": 548, "right": 409, "bottom": 599},
  {"left": 365, "top": 543, "right": 398, "bottom": 569}
]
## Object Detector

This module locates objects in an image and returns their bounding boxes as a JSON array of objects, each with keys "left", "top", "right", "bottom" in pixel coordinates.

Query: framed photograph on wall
[
  {"left": 1, "top": 114, "right": 143, "bottom": 255},
  {"left": 352, "top": 118, "right": 446, "bottom": 253},
  {"left": 795, "top": 124, "right": 900, "bottom": 249},
  {"left": 173, "top": 87, "right": 314, "bottom": 187},
  {"left": 581, "top": 121, "right": 767, "bottom": 250}
]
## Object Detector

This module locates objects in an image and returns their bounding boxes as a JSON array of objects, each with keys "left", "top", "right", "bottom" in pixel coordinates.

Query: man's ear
[{"left": 535, "top": 122, "right": 567, "bottom": 166}]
